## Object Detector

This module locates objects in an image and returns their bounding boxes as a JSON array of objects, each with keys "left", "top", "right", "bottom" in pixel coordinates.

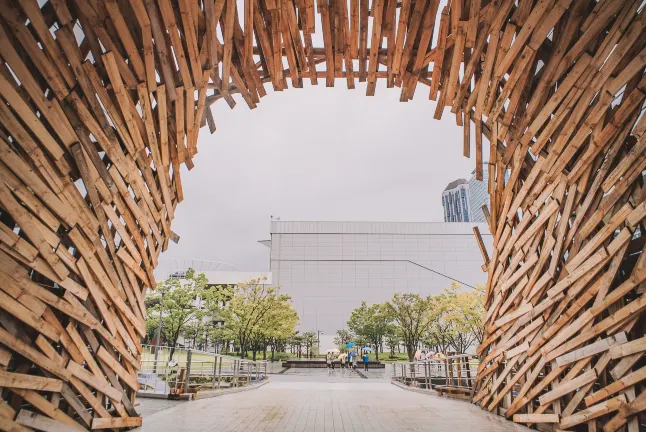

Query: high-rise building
[
  {"left": 468, "top": 165, "right": 489, "bottom": 223},
  {"left": 442, "top": 179, "right": 470, "bottom": 222}
]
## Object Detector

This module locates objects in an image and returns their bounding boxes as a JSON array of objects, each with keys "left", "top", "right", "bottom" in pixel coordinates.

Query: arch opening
[{"left": 0, "top": 0, "right": 644, "bottom": 431}]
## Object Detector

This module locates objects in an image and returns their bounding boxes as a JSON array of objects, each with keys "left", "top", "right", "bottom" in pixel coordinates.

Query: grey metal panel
[{"left": 269, "top": 221, "right": 492, "bottom": 336}]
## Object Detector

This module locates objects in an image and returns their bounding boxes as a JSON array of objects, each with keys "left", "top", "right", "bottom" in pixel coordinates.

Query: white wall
[{"left": 269, "top": 221, "right": 492, "bottom": 335}]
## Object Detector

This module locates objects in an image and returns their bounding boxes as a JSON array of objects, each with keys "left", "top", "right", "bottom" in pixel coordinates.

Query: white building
[
  {"left": 261, "top": 221, "right": 491, "bottom": 347},
  {"left": 468, "top": 164, "right": 490, "bottom": 223},
  {"left": 442, "top": 179, "right": 471, "bottom": 222}
]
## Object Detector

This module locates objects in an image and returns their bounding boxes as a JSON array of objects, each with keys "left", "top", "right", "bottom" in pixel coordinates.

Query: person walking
[
  {"left": 326, "top": 354, "right": 332, "bottom": 374},
  {"left": 363, "top": 352, "right": 369, "bottom": 372},
  {"left": 351, "top": 353, "right": 357, "bottom": 370}
]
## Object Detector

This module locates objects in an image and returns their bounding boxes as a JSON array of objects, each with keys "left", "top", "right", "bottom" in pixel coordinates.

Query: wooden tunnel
[{"left": 0, "top": 0, "right": 644, "bottom": 430}]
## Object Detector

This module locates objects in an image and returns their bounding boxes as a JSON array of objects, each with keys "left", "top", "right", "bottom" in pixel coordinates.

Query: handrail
[
  {"left": 391, "top": 354, "right": 479, "bottom": 395},
  {"left": 138, "top": 345, "right": 268, "bottom": 395}
]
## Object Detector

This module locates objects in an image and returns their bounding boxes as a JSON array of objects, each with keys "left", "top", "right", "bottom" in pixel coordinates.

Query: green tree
[
  {"left": 301, "top": 331, "right": 317, "bottom": 358},
  {"left": 347, "top": 302, "right": 393, "bottom": 361},
  {"left": 333, "top": 329, "right": 354, "bottom": 348},
  {"left": 204, "top": 278, "right": 297, "bottom": 359},
  {"left": 385, "top": 328, "right": 401, "bottom": 359},
  {"left": 146, "top": 268, "right": 208, "bottom": 360},
  {"left": 442, "top": 283, "right": 485, "bottom": 353},
  {"left": 266, "top": 304, "right": 299, "bottom": 361},
  {"left": 383, "top": 293, "right": 438, "bottom": 361}
]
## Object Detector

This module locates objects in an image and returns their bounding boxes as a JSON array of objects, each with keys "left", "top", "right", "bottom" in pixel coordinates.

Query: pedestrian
[
  {"left": 352, "top": 353, "right": 357, "bottom": 370},
  {"left": 326, "top": 354, "right": 332, "bottom": 374},
  {"left": 363, "top": 352, "right": 369, "bottom": 371}
]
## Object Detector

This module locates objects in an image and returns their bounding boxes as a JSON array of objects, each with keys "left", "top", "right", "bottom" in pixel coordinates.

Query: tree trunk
[
  {"left": 168, "top": 331, "right": 181, "bottom": 361},
  {"left": 253, "top": 350, "right": 257, "bottom": 361},
  {"left": 406, "top": 343, "right": 415, "bottom": 362},
  {"left": 375, "top": 345, "right": 379, "bottom": 361},
  {"left": 271, "top": 347, "right": 275, "bottom": 361},
  {"left": 239, "top": 342, "right": 246, "bottom": 359},
  {"left": 263, "top": 348, "right": 266, "bottom": 360}
]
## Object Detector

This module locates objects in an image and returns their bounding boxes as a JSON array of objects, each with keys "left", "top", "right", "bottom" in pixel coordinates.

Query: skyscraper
[
  {"left": 442, "top": 179, "right": 470, "bottom": 222},
  {"left": 468, "top": 165, "right": 489, "bottom": 223}
]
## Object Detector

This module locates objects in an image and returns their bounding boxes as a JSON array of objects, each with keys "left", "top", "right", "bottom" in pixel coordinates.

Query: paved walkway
[{"left": 136, "top": 369, "right": 530, "bottom": 431}]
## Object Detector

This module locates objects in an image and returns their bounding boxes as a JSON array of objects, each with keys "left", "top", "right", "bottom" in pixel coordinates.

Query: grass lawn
[
  {"left": 361, "top": 352, "right": 409, "bottom": 362},
  {"left": 141, "top": 347, "right": 218, "bottom": 365}
]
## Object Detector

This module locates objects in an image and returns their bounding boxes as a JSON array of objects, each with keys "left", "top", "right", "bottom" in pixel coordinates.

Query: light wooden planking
[{"left": 0, "top": 0, "right": 644, "bottom": 431}]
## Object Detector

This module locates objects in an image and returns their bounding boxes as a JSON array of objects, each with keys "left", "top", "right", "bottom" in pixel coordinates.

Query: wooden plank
[
  {"left": 16, "top": 410, "right": 84, "bottom": 432},
  {"left": 92, "top": 416, "right": 142, "bottom": 429},
  {"left": 0, "top": 370, "right": 62, "bottom": 392}
]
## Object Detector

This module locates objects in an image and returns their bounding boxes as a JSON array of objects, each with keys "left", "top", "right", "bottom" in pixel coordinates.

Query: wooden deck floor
[{"left": 136, "top": 371, "right": 530, "bottom": 431}]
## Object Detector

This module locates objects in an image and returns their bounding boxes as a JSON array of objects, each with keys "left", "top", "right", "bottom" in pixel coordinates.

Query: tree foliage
[
  {"left": 383, "top": 293, "right": 437, "bottom": 361},
  {"left": 147, "top": 268, "right": 208, "bottom": 360},
  {"left": 347, "top": 302, "right": 394, "bottom": 360},
  {"left": 333, "top": 329, "right": 354, "bottom": 348},
  {"left": 203, "top": 278, "right": 298, "bottom": 359},
  {"left": 346, "top": 283, "right": 485, "bottom": 361}
]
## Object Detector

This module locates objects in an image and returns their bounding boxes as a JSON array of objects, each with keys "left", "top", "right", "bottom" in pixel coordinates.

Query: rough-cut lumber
[{"left": 0, "top": 0, "right": 643, "bottom": 431}]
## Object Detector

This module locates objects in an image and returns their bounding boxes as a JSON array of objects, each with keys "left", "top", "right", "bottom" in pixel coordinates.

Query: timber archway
[{"left": 0, "top": 0, "right": 644, "bottom": 430}]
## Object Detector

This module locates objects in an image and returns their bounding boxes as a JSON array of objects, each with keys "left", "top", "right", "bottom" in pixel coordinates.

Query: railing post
[
  {"left": 247, "top": 361, "right": 251, "bottom": 386},
  {"left": 184, "top": 349, "right": 192, "bottom": 393},
  {"left": 217, "top": 356, "right": 223, "bottom": 390},
  {"left": 424, "top": 361, "right": 429, "bottom": 390},
  {"left": 456, "top": 356, "right": 462, "bottom": 387},
  {"left": 233, "top": 360, "right": 238, "bottom": 387},
  {"left": 212, "top": 356, "right": 218, "bottom": 390}
]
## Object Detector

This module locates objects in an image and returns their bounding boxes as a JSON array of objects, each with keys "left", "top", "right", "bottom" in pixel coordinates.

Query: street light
[
  {"left": 317, "top": 331, "right": 323, "bottom": 349},
  {"left": 153, "top": 285, "right": 169, "bottom": 373}
]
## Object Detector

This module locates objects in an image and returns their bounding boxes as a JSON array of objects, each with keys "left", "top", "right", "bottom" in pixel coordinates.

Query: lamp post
[
  {"left": 153, "top": 286, "right": 169, "bottom": 373},
  {"left": 317, "top": 330, "right": 323, "bottom": 350}
]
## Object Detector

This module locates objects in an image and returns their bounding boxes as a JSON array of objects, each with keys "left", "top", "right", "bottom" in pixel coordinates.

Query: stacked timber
[{"left": 0, "top": 0, "right": 643, "bottom": 430}]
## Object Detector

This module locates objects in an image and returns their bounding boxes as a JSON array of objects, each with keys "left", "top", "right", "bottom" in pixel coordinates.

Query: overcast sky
[{"left": 158, "top": 79, "right": 489, "bottom": 272}]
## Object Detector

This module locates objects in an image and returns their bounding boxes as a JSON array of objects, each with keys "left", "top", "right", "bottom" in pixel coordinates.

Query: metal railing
[
  {"left": 138, "top": 345, "right": 267, "bottom": 394},
  {"left": 391, "top": 354, "right": 479, "bottom": 393}
]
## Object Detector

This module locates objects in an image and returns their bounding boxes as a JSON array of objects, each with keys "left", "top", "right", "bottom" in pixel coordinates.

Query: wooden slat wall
[{"left": 0, "top": 0, "right": 643, "bottom": 430}]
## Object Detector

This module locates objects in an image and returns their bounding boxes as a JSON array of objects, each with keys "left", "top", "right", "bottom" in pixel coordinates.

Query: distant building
[
  {"left": 467, "top": 162, "right": 510, "bottom": 223},
  {"left": 261, "top": 221, "right": 491, "bottom": 347},
  {"left": 468, "top": 166, "right": 489, "bottom": 223},
  {"left": 442, "top": 179, "right": 470, "bottom": 222}
]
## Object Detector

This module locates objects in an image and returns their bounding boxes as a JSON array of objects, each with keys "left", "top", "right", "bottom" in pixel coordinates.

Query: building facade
[
  {"left": 263, "top": 221, "right": 491, "bottom": 346},
  {"left": 468, "top": 166, "right": 489, "bottom": 223},
  {"left": 442, "top": 179, "right": 470, "bottom": 222}
]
